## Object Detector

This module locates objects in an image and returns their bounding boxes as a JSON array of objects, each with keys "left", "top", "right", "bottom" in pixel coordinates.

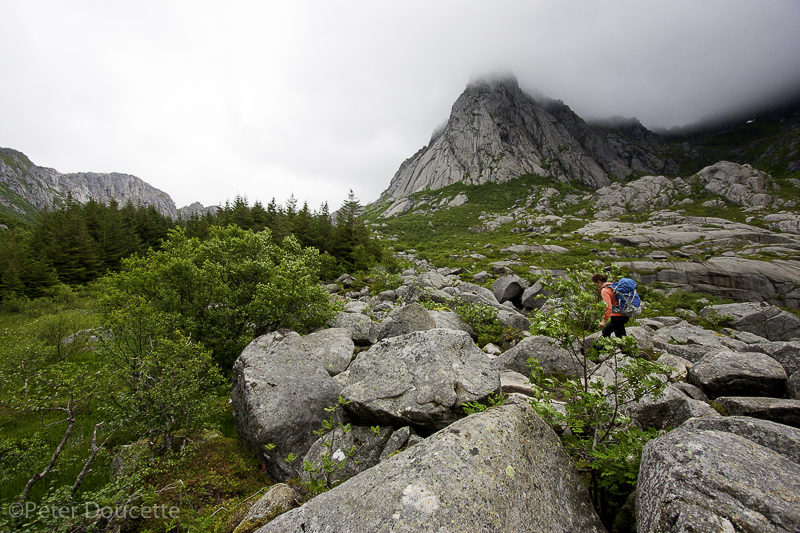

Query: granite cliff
[
  {"left": 378, "top": 75, "right": 676, "bottom": 203},
  {"left": 0, "top": 148, "right": 177, "bottom": 218}
]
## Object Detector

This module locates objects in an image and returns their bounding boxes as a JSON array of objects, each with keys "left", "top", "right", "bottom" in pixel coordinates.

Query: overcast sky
[{"left": 2, "top": 1, "right": 800, "bottom": 211}]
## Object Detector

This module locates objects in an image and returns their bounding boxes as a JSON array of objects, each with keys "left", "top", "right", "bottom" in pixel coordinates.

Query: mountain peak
[{"left": 377, "top": 79, "right": 675, "bottom": 203}]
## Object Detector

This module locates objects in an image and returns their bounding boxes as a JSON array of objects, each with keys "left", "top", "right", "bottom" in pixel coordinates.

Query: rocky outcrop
[
  {"left": 377, "top": 75, "right": 673, "bottom": 205},
  {"left": 579, "top": 214, "right": 798, "bottom": 249},
  {"left": 691, "top": 161, "right": 776, "bottom": 207},
  {"left": 0, "top": 147, "right": 177, "bottom": 217},
  {"left": 593, "top": 175, "right": 689, "bottom": 216},
  {"left": 615, "top": 257, "right": 800, "bottom": 308},
  {"left": 177, "top": 201, "right": 220, "bottom": 219},
  {"left": 258, "top": 402, "right": 606, "bottom": 533},
  {"left": 700, "top": 302, "right": 800, "bottom": 341}
]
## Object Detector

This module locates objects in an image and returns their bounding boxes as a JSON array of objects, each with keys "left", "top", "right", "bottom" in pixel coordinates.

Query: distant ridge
[{"left": 0, "top": 147, "right": 177, "bottom": 218}]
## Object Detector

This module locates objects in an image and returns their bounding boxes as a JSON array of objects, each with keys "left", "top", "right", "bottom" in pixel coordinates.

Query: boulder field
[{"left": 230, "top": 264, "right": 800, "bottom": 532}]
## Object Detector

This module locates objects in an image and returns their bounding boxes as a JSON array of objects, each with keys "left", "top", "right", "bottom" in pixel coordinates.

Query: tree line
[{"left": 0, "top": 190, "right": 384, "bottom": 302}]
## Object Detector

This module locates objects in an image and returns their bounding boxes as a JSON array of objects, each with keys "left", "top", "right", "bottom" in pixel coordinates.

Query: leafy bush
[
  {"left": 100, "top": 226, "right": 336, "bottom": 370},
  {"left": 454, "top": 302, "right": 504, "bottom": 347}
]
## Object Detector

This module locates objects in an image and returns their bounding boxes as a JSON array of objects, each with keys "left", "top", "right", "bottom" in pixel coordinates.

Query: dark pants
[{"left": 602, "top": 316, "right": 629, "bottom": 338}]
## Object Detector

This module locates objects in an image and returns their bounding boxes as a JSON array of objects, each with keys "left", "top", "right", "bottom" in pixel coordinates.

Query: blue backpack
[{"left": 610, "top": 278, "right": 642, "bottom": 317}]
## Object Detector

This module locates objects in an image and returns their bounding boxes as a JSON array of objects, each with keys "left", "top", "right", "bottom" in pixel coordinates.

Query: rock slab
[
  {"left": 341, "top": 329, "right": 500, "bottom": 431},
  {"left": 258, "top": 402, "right": 606, "bottom": 533},
  {"left": 638, "top": 425, "right": 800, "bottom": 533},
  {"left": 231, "top": 331, "right": 343, "bottom": 482}
]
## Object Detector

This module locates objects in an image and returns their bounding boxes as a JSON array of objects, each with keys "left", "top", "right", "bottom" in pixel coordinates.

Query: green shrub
[{"left": 454, "top": 302, "right": 504, "bottom": 347}]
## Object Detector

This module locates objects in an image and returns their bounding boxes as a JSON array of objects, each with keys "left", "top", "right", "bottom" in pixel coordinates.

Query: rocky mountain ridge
[
  {"left": 377, "top": 75, "right": 678, "bottom": 204},
  {"left": 0, "top": 147, "right": 178, "bottom": 219}
]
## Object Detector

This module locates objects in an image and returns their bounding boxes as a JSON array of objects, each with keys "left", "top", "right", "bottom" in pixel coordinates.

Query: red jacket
[{"left": 599, "top": 282, "right": 623, "bottom": 320}]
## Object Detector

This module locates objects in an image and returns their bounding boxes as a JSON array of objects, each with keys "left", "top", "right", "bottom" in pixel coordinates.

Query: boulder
[
  {"left": 651, "top": 321, "right": 749, "bottom": 363},
  {"left": 329, "top": 311, "right": 378, "bottom": 345},
  {"left": 688, "top": 350, "right": 787, "bottom": 399},
  {"left": 492, "top": 274, "right": 525, "bottom": 304},
  {"left": 626, "top": 384, "right": 720, "bottom": 431},
  {"left": 500, "top": 370, "right": 535, "bottom": 397},
  {"left": 713, "top": 397, "right": 800, "bottom": 428},
  {"left": 637, "top": 425, "right": 800, "bottom": 533},
  {"left": 233, "top": 484, "right": 299, "bottom": 533},
  {"left": 417, "top": 270, "right": 450, "bottom": 290},
  {"left": 337, "top": 273, "right": 356, "bottom": 287},
  {"left": 655, "top": 353, "right": 693, "bottom": 382},
  {"left": 472, "top": 271, "right": 492, "bottom": 283},
  {"left": 300, "top": 425, "right": 395, "bottom": 486},
  {"left": 377, "top": 289, "right": 397, "bottom": 302},
  {"left": 680, "top": 416, "right": 800, "bottom": 465},
  {"left": 495, "top": 335, "right": 587, "bottom": 378},
  {"left": 259, "top": 402, "right": 606, "bottom": 533},
  {"left": 378, "top": 426, "right": 417, "bottom": 461},
  {"left": 428, "top": 310, "right": 474, "bottom": 336},
  {"left": 376, "top": 303, "right": 437, "bottom": 341},
  {"left": 394, "top": 283, "right": 422, "bottom": 303},
  {"left": 700, "top": 302, "right": 800, "bottom": 341},
  {"left": 341, "top": 329, "right": 500, "bottom": 432},
  {"left": 231, "top": 331, "right": 343, "bottom": 482},
  {"left": 457, "top": 281, "right": 501, "bottom": 305},
  {"left": 520, "top": 280, "right": 547, "bottom": 309},
  {"left": 299, "top": 328, "right": 354, "bottom": 377},
  {"left": 789, "top": 372, "right": 800, "bottom": 400},
  {"left": 496, "top": 308, "right": 531, "bottom": 330},
  {"left": 746, "top": 340, "right": 800, "bottom": 376}
]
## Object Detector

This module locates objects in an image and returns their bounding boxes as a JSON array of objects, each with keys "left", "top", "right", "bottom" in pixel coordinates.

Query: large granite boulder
[
  {"left": 231, "top": 331, "right": 343, "bottom": 482},
  {"left": 520, "top": 280, "right": 547, "bottom": 309},
  {"left": 494, "top": 335, "right": 587, "bottom": 378},
  {"left": 258, "top": 402, "right": 606, "bottom": 533},
  {"left": 492, "top": 274, "right": 525, "bottom": 304},
  {"left": 627, "top": 383, "right": 720, "bottom": 431},
  {"left": 329, "top": 311, "right": 378, "bottom": 345},
  {"left": 750, "top": 341, "right": 800, "bottom": 377},
  {"left": 688, "top": 350, "right": 787, "bottom": 399},
  {"left": 496, "top": 308, "right": 531, "bottom": 330},
  {"left": 428, "top": 310, "right": 474, "bottom": 336},
  {"left": 341, "top": 329, "right": 500, "bottom": 432},
  {"left": 651, "top": 321, "right": 747, "bottom": 363},
  {"left": 680, "top": 416, "right": 800, "bottom": 465},
  {"left": 298, "top": 328, "right": 354, "bottom": 377},
  {"left": 637, "top": 424, "right": 800, "bottom": 533},
  {"left": 376, "top": 303, "right": 437, "bottom": 341},
  {"left": 714, "top": 397, "right": 800, "bottom": 429},
  {"left": 700, "top": 302, "right": 800, "bottom": 341}
]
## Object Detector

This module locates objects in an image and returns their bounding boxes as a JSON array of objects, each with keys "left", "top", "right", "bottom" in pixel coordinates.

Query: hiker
[{"left": 592, "top": 273, "right": 628, "bottom": 338}]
